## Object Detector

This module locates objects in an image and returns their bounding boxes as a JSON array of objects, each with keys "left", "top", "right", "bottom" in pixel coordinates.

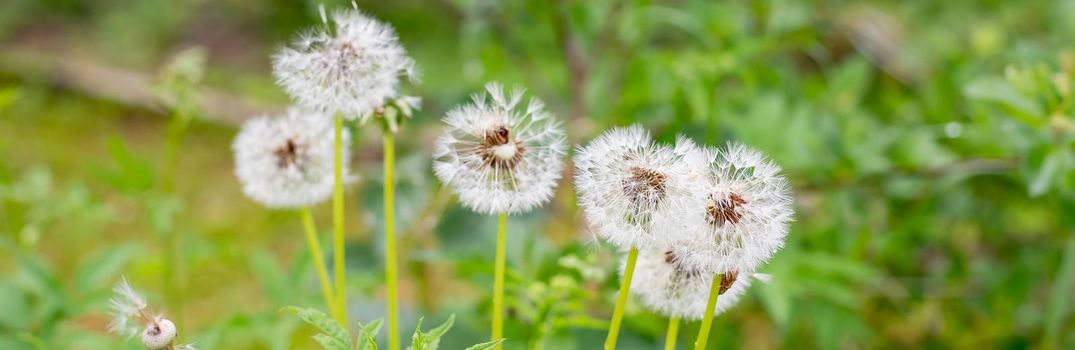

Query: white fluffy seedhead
[
  {"left": 272, "top": 8, "right": 416, "bottom": 121},
  {"left": 433, "top": 82, "right": 567, "bottom": 214},
  {"left": 574, "top": 126, "right": 705, "bottom": 249},
  {"left": 628, "top": 248, "right": 759, "bottom": 321},
  {"left": 141, "top": 318, "right": 177, "bottom": 350},
  {"left": 232, "top": 108, "right": 351, "bottom": 209},
  {"left": 670, "top": 142, "right": 794, "bottom": 274}
]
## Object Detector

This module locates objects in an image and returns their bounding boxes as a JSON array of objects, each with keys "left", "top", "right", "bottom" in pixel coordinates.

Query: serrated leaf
[
  {"left": 424, "top": 314, "right": 455, "bottom": 342},
  {"left": 356, "top": 319, "right": 384, "bottom": 350},
  {"left": 314, "top": 333, "right": 352, "bottom": 350},
  {"left": 465, "top": 338, "right": 504, "bottom": 350},
  {"left": 408, "top": 318, "right": 426, "bottom": 350},
  {"left": 282, "top": 306, "right": 352, "bottom": 350},
  {"left": 407, "top": 314, "right": 455, "bottom": 350}
]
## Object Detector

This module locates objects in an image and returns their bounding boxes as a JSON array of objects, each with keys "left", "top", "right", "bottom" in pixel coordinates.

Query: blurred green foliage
[{"left": 1, "top": 0, "right": 1074, "bottom": 349}]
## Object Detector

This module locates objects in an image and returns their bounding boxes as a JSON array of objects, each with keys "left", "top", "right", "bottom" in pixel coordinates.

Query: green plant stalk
[
  {"left": 694, "top": 273, "right": 724, "bottom": 350},
  {"left": 604, "top": 246, "right": 639, "bottom": 350},
  {"left": 492, "top": 212, "right": 508, "bottom": 349},
  {"left": 160, "top": 109, "right": 192, "bottom": 329},
  {"left": 384, "top": 132, "right": 401, "bottom": 350},
  {"left": 665, "top": 317, "right": 679, "bottom": 350},
  {"left": 300, "top": 207, "right": 338, "bottom": 323},
  {"left": 332, "top": 116, "right": 348, "bottom": 325}
]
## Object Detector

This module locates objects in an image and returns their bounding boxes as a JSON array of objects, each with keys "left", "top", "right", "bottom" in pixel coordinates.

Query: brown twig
[{"left": 0, "top": 47, "right": 281, "bottom": 125}]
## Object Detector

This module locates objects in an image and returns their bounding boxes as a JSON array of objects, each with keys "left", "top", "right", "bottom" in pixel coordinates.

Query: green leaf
[
  {"left": 92, "top": 136, "right": 156, "bottom": 195},
  {"left": 0, "top": 282, "right": 30, "bottom": 330},
  {"left": 757, "top": 277, "right": 792, "bottom": 328},
  {"left": 465, "top": 339, "right": 505, "bottom": 350},
  {"left": 964, "top": 78, "right": 1043, "bottom": 125},
  {"left": 424, "top": 314, "right": 455, "bottom": 342},
  {"left": 250, "top": 250, "right": 290, "bottom": 305},
  {"left": 313, "top": 334, "right": 352, "bottom": 350},
  {"left": 74, "top": 244, "right": 135, "bottom": 291},
  {"left": 281, "top": 306, "right": 352, "bottom": 350},
  {"left": 407, "top": 314, "right": 455, "bottom": 350},
  {"left": 1026, "top": 146, "right": 1073, "bottom": 197},
  {"left": 1045, "top": 237, "right": 1075, "bottom": 347},
  {"left": 408, "top": 318, "right": 426, "bottom": 350},
  {"left": 356, "top": 319, "right": 384, "bottom": 350}
]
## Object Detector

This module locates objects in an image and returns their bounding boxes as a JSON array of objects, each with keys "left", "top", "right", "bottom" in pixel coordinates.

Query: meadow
[{"left": 1, "top": 0, "right": 1074, "bottom": 349}]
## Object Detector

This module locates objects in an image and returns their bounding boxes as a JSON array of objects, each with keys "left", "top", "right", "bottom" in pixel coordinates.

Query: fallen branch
[{"left": 0, "top": 47, "right": 282, "bottom": 125}]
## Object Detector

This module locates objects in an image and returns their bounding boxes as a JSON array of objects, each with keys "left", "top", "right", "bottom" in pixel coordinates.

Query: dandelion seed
[
  {"left": 628, "top": 248, "right": 760, "bottom": 320},
  {"left": 433, "top": 82, "right": 567, "bottom": 214},
  {"left": 232, "top": 108, "right": 351, "bottom": 209},
  {"left": 109, "top": 278, "right": 152, "bottom": 339},
  {"left": 574, "top": 126, "right": 706, "bottom": 249},
  {"left": 670, "top": 142, "right": 794, "bottom": 274},
  {"left": 272, "top": 8, "right": 416, "bottom": 121},
  {"left": 109, "top": 278, "right": 193, "bottom": 350}
]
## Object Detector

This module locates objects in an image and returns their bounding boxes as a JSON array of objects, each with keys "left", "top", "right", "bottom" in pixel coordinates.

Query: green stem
[
  {"left": 604, "top": 246, "right": 639, "bottom": 350},
  {"left": 300, "top": 207, "right": 338, "bottom": 323},
  {"left": 160, "top": 110, "right": 191, "bottom": 329},
  {"left": 384, "top": 132, "right": 400, "bottom": 350},
  {"left": 492, "top": 212, "right": 508, "bottom": 349},
  {"left": 332, "top": 116, "right": 348, "bottom": 326},
  {"left": 694, "top": 273, "right": 724, "bottom": 350},
  {"left": 665, "top": 317, "right": 679, "bottom": 350}
]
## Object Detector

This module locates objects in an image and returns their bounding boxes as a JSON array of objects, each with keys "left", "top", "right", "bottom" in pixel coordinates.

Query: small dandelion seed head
[
  {"left": 108, "top": 278, "right": 188, "bottom": 349},
  {"left": 628, "top": 248, "right": 756, "bottom": 321},
  {"left": 141, "top": 318, "right": 178, "bottom": 350},
  {"left": 272, "top": 9, "right": 416, "bottom": 121},
  {"left": 232, "top": 108, "right": 352, "bottom": 209},
  {"left": 433, "top": 82, "right": 567, "bottom": 214},
  {"left": 670, "top": 142, "right": 794, "bottom": 273},
  {"left": 574, "top": 126, "right": 707, "bottom": 249}
]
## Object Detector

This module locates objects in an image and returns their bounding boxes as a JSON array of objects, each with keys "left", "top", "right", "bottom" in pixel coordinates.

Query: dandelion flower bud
[
  {"left": 574, "top": 126, "right": 706, "bottom": 249},
  {"left": 433, "top": 82, "right": 567, "bottom": 214},
  {"left": 628, "top": 248, "right": 757, "bottom": 320},
  {"left": 232, "top": 108, "right": 351, "bottom": 209},
  {"left": 671, "top": 142, "right": 794, "bottom": 274},
  {"left": 141, "top": 318, "right": 177, "bottom": 350},
  {"left": 272, "top": 8, "right": 417, "bottom": 121}
]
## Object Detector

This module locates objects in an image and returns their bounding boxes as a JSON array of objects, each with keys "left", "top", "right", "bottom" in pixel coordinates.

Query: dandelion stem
[
  {"left": 605, "top": 246, "right": 639, "bottom": 350},
  {"left": 492, "top": 212, "right": 508, "bottom": 349},
  {"left": 332, "top": 115, "right": 348, "bottom": 326},
  {"left": 384, "top": 131, "right": 401, "bottom": 350},
  {"left": 665, "top": 317, "right": 679, "bottom": 350},
  {"left": 694, "top": 273, "right": 724, "bottom": 350},
  {"left": 300, "top": 207, "right": 338, "bottom": 323}
]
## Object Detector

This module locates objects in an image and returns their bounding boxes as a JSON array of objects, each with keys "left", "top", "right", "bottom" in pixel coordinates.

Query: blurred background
[{"left": 2, "top": 0, "right": 1074, "bottom": 349}]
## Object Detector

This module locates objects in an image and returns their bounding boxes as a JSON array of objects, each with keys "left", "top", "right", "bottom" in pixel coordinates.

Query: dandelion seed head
[
  {"left": 671, "top": 142, "right": 794, "bottom": 273},
  {"left": 233, "top": 108, "right": 351, "bottom": 209},
  {"left": 141, "top": 318, "right": 178, "bottom": 350},
  {"left": 628, "top": 248, "right": 757, "bottom": 321},
  {"left": 272, "top": 9, "right": 416, "bottom": 121},
  {"left": 433, "top": 82, "right": 566, "bottom": 214},
  {"left": 574, "top": 126, "right": 707, "bottom": 249}
]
